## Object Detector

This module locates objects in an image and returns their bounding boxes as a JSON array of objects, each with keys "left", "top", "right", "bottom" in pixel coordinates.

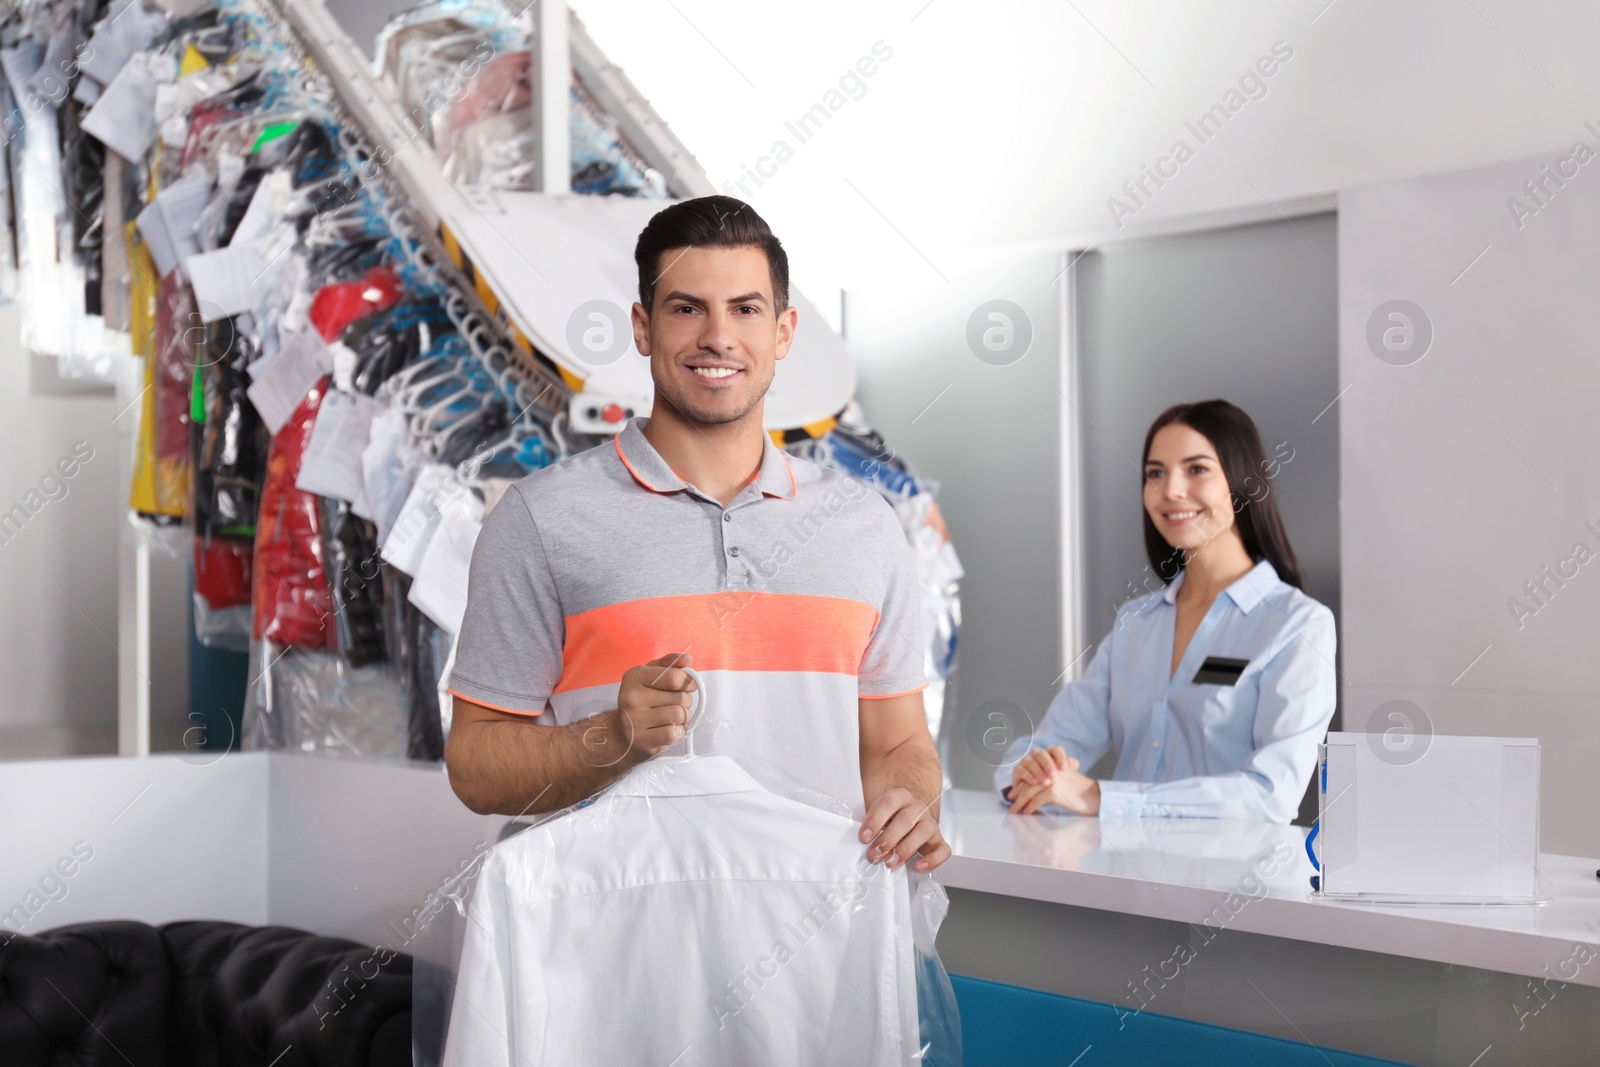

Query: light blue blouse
[{"left": 995, "top": 559, "right": 1337, "bottom": 823}]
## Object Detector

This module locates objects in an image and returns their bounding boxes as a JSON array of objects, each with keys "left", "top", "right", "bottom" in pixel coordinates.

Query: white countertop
[{"left": 937, "top": 788, "right": 1600, "bottom": 988}]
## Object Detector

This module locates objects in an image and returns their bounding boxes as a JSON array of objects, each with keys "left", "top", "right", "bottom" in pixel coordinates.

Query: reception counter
[{"left": 934, "top": 788, "right": 1600, "bottom": 1067}]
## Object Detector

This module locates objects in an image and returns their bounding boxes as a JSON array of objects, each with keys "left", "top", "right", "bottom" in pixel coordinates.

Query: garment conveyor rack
[{"left": 272, "top": 0, "right": 714, "bottom": 395}]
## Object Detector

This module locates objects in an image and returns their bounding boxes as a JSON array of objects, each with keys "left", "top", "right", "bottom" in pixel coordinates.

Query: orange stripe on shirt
[{"left": 555, "top": 591, "right": 879, "bottom": 693}]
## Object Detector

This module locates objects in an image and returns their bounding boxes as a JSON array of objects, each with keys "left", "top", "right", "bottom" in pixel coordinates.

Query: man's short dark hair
[{"left": 634, "top": 195, "right": 790, "bottom": 314}]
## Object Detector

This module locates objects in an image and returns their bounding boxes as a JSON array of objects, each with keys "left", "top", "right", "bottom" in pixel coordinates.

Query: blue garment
[{"left": 995, "top": 560, "right": 1336, "bottom": 823}]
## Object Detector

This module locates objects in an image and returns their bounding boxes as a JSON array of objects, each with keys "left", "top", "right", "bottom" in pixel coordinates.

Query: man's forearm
[
  {"left": 445, "top": 710, "right": 644, "bottom": 816},
  {"left": 862, "top": 732, "right": 944, "bottom": 819}
]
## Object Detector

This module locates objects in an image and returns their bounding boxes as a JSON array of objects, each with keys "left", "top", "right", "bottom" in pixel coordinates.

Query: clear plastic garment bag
[{"left": 415, "top": 670, "right": 962, "bottom": 1066}]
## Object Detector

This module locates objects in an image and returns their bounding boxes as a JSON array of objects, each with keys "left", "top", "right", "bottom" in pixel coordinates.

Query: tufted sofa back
[{"left": 0, "top": 920, "right": 410, "bottom": 1066}]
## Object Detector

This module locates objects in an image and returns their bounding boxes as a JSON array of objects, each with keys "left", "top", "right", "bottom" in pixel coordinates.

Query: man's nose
[{"left": 697, "top": 310, "right": 736, "bottom": 352}]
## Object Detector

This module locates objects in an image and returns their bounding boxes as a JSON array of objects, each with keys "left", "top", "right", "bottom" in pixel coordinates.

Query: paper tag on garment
[
  {"left": 382, "top": 464, "right": 460, "bottom": 578},
  {"left": 186, "top": 242, "right": 269, "bottom": 322},
  {"left": 73, "top": 74, "right": 102, "bottom": 106},
  {"left": 246, "top": 330, "right": 332, "bottom": 436},
  {"left": 329, "top": 341, "right": 358, "bottom": 394},
  {"left": 81, "top": 53, "right": 164, "bottom": 163},
  {"left": 230, "top": 170, "right": 290, "bottom": 248},
  {"left": 150, "top": 173, "right": 211, "bottom": 275},
  {"left": 409, "top": 488, "right": 485, "bottom": 636},
  {"left": 79, "top": 0, "right": 167, "bottom": 86},
  {"left": 359, "top": 407, "right": 413, "bottom": 536},
  {"left": 134, "top": 199, "right": 177, "bottom": 277},
  {"left": 295, "top": 390, "right": 379, "bottom": 502}
]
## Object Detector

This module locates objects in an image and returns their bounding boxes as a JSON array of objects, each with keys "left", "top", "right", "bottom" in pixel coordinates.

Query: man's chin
[{"left": 655, "top": 389, "right": 762, "bottom": 428}]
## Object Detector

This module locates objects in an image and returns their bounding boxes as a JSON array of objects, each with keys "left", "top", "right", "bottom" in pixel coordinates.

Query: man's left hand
[{"left": 860, "top": 787, "right": 951, "bottom": 872}]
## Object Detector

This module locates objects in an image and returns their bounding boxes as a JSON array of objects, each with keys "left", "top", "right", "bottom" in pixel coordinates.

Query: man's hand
[
  {"left": 446, "top": 652, "right": 701, "bottom": 817},
  {"left": 603, "top": 652, "right": 699, "bottom": 763},
  {"left": 861, "top": 787, "right": 951, "bottom": 873},
  {"left": 1008, "top": 745, "right": 1101, "bottom": 815}
]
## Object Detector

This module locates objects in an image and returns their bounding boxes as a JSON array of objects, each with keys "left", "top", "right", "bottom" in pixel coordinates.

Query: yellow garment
[{"left": 127, "top": 227, "right": 187, "bottom": 517}]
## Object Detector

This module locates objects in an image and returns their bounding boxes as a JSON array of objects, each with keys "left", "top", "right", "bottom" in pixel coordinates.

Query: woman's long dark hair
[{"left": 1141, "top": 400, "right": 1306, "bottom": 590}]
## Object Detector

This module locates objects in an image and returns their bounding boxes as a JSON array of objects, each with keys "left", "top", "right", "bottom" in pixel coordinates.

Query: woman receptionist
[{"left": 999, "top": 400, "right": 1337, "bottom": 823}]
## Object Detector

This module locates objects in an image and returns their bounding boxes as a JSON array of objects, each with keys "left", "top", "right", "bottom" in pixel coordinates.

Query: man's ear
[
  {"left": 631, "top": 301, "right": 651, "bottom": 357},
  {"left": 773, "top": 304, "right": 798, "bottom": 362}
]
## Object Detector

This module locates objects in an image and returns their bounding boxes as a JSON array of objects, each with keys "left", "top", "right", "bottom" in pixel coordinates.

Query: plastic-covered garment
[
  {"left": 243, "top": 643, "right": 409, "bottom": 757},
  {"left": 342, "top": 297, "right": 456, "bottom": 396},
  {"left": 192, "top": 532, "right": 253, "bottom": 651},
  {"left": 318, "top": 495, "right": 387, "bottom": 667},
  {"left": 570, "top": 76, "right": 664, "bottom": 197},
  {"left": 127, "top": 235, "right": 171, "bottom": 517},
  {"left": 424, "top": 676, "right": 961, "bottom": 1066},
  {"left": 14, "top": 85, "right": 130, "bottom": 379},
  {"left": 436, "top": 50, "right": 534, "bottom": 190},
  {"left": 252, "top": 375, "right": 335, "bottom": 651},
  {"left": 192, "top": 315, "right": 266, "bottom": 538},
  {"left": 0, "top": 71, "right": 19, "bottom": 302},
  {"left": 375, "top": 1, "right": 665, "bottom": 196},
  {"left": 143, "top": 270, "right": 197, "bottom": 516},
  {"left": 384, "top": 568, "right": 449, "bottom": 762},
  {"left": 309, "top": 264, "right": 403, "bottom": 342},
  {"left": 62, "top": 95, "right": 106, "bottom": 316}
]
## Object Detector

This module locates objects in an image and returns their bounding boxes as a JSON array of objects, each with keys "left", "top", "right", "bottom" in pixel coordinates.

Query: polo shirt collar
[
  {"left": 1161, "top": 558, "right": 1280, "bottom": 614},
  {"left": 613, "top": 416, "right": 797, "bottom": 499}
]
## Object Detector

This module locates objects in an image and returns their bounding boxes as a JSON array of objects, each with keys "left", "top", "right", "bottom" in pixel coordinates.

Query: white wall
[
  {"left": 0, "top": 753, "right": 502, "bottom": 947},
  {"left": 266, "top": 754, "right": 504, "bottom": 951},
  {"left": 849, "top": 251, "right": 1065, "bottom": 790},
  {"left": 568, "top": 0, "right": 1600, "bottom": 301},
  {"left": 1339, "top": 152, "right": 1600, "bottom": 858},
  {"left": 0, "top": 752, "right": 268, "bottom": 935},
  {"left": 0, "top": 304, "right": 190, "bottom": 760},
  {"left": 0, "top": 303, "right": 122, "bottom": 758}
]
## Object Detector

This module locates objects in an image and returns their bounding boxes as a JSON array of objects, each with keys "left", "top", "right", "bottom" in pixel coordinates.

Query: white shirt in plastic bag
[{"left": 443, "top": 754, "right": 924, "bottom": 1066}]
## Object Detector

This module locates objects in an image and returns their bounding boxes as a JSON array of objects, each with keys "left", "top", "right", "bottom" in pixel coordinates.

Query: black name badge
[{"left": 1193, "top": 656, "right": 1249, "bottom": 686}]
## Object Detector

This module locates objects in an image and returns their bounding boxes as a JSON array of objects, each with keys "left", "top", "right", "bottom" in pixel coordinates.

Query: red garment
[
  {"left": 252, "top": 272, "right": 404, "bottom": 648},
  {"left": 309, "top": 266, "right": 404, "bottom": 342},
  {"left": 194, "top": 535, "right": 253, "bottom": 610},
  {"left": 154, "top": 273, "right": 195, "bottom": 466},
  {"left": 447, "top": 52, "right": 531, "bottom": 133},
  {"left": 181, "top": 102, "right": 241, "bottom": 172},
  {"left": 252, "top": 376, "right": 335, "bottom": 649}
]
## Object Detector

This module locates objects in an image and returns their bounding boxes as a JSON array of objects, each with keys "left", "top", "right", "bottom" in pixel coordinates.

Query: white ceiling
[{"left": 568, "top": 0, "right": 1600, "bottom": 295}]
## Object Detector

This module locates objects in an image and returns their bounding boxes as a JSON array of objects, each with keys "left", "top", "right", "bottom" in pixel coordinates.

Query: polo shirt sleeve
[
  {"left": 857, "top": 503, "right": 929, "bottom": 701},
  {"left": 446, "top": 483, "right": 563, "bottom": 716}
]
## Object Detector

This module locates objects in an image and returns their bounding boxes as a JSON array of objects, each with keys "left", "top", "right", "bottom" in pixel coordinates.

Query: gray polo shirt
[{"left": 447, "top": 416, "right": 928, "bottom": 808}]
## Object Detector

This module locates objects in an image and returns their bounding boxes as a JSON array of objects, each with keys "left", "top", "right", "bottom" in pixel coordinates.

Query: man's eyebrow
[{"left": 660, "top": 290, "right": 771, "bottom": 307}]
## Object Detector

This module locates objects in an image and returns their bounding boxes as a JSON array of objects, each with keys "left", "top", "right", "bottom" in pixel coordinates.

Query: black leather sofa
[{"left": 0, "top": 920, "right": 410, "bottom": 1066}]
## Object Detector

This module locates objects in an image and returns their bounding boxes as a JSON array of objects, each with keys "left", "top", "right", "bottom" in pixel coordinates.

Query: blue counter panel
[{"left": 951, "top": 974, "right": 1412, "bottom": 1067}]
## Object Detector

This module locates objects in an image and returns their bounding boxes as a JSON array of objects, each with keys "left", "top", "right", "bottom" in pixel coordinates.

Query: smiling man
[{"left": 443, "top": 195, "right": 949, "bottom": 875}]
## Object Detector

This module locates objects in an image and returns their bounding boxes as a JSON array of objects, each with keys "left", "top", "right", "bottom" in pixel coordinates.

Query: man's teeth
[{"left": 694, "top": 367, "right": 738, "bottom": 379}]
